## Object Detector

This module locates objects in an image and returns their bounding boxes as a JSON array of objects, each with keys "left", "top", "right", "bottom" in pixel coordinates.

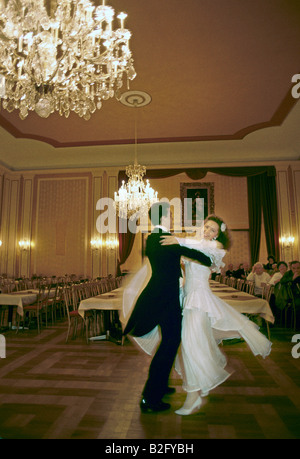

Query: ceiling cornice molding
[{"left": 0, "top": 88, "right": 297, "bottom": 149}]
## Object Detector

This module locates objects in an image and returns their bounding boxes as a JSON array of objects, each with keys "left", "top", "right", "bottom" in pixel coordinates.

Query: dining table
[
  {"left": 0, "top": 288, "right": 57, "bottom": 328},
  {"left": 0, "top": 290, "right": 38, "bottom": 317},
  {"left": 78, "top": 288, "right": 124, "bottom": 344},
  {"left": 77, "top": 281, "right": 274, "bottom": 343},
  {"left": 209, "top": 280, "right": 274, "bottom": 338}
]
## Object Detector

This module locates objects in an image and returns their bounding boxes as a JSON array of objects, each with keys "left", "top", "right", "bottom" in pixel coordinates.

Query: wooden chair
[
  {"left": 64, "top": 286, "right": 94, "bottom": 343},
  {"left": 228, "top": 277, "right": 237, "bottom": 288},
  {"left": 46, "top": 283, "right": 60, "bottom": 325},
  {"left": 243, "top": 280, "right": 255, "bottom": 295},
  {"left": 107, "top": 277, "right": 117, "bottom": 291},
  {"left": 266, "top": 284, "right": 274, "bottom": 302},
  {"left": 262, "top": 283, "right": 273, "bottom": 300},
  {"left": 236, "top": 279, "right": 245, "bottom": 291},
  {"left": 54, "top": 286, "right": 65, "bottom": 320},
  {"left": 100, "top": 279, "right": 110, "bottom": 293},
  {"left": 280, "top": 284, "right": 297, "bottom": 331},
  {"left": 116, "top": 276, "right": 123, "bottom": 288},
  {"left": 16, "top": 285, "right": 48, "bottom": 334},
  {"left": 64, "top": 286, "right": 84, "bottom": 343}
]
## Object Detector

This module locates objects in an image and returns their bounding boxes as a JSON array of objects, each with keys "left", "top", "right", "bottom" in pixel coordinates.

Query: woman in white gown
[
  {"left": 160, "top": 215, "right": 272, "bottom": 415},
  {"left": 121, "top": 215, "right": 272, "bottom": 416}
]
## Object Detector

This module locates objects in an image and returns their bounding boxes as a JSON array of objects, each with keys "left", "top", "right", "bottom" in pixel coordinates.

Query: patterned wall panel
[
  {"left": 91, "top": 175, "right": 103, "bottom": 278},
  {"left": 33, "top": 177, "right": 90, "bottom": 277},
  {"left": 19, "top": 177, "right": 34, "bottom": 277},
  {"left": 292, "top": 168, "right": 300, "bottom": 260},
  {"left": 223, "top": 231, "right": 251, "bottom": 270},
  {"left": 0, "top": 177, "right": 21, "bottom": 277},
  {"left": 210, "top": 173, "right": 248, "bottom": 228}
]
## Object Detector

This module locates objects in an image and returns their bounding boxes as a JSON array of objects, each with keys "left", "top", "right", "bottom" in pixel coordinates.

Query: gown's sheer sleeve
[{"left": 176, "top": 237, "right": 226, "bottom": 273}]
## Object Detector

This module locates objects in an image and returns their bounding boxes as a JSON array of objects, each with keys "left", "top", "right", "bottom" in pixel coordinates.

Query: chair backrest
[
  {"left": 265, "top": 284, "right": 274, "bottom": 303},
  {"left": 83, "top": 282, "right": 92, "bottom": 298},
  {"left": 228, "top": 277, "right": 237, "bottom": 288},
  {"left": 37, "top": 284, "right": 48, "bottom": 308},
  {"left": 56, "top": 286, "right": 64, "bottom": 302},
  {"left": 71, "top": 285, "right": 80, "bottom": 309},
  {"left": 63, "top": 286, "right": 74, "bottom": 316},
  {"left": 100, "top": 279, "right": 109, "bottom": 293},
  {"left": 90, "top": 282, "right": 98, "bottom": 296},
  {"left": 245, "top": 280, "right": 255, "bottom": 295},
  {"left": 236, "top": 279, "right": 245, "bottom": 291},
  {"left": 107, "top": 277, "right": 117, "bottom": 290},
  {"left": 116, "top": 276, "right": 123, "bottom": 287},
  {"left": 261, "top": 283, "right": 270, "bottom": 299}
]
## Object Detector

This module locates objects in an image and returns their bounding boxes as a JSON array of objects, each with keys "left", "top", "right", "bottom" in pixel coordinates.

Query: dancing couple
[{"left": 122, "top": 202, "right": 271, "bottom": 415}]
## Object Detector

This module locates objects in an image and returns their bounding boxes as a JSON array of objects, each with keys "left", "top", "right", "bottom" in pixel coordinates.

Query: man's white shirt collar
[{"left": 154, "top": 225, "right": 169, "bottom": 232}]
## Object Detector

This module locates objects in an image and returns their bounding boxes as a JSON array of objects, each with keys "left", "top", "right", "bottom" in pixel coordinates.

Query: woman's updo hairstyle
[{"left": 204, "top": 214, "right": 232, "bottom": 250}]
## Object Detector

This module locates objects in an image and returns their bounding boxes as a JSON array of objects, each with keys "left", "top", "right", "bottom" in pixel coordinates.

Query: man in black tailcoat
[{"left": 123, "top": 202, "right": 212, "bottom": 413}]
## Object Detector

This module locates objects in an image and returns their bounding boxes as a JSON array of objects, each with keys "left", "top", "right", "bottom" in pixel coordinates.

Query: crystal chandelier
[
  {"left": 114, "top": 91, "right": 158, "bottom": 220},
  {"left": 0, "top": 0, "right": 136, "bottom": 119},
  {"left": 114, "top": 163, "right": 158, "bottom": 220}
]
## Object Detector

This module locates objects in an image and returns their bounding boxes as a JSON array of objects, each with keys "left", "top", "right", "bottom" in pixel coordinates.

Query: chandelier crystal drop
[
  {"left": 114, "top": 163, "right": 158, "bottom": 220},
  {"left": 0, "top": 0, "right": 136, "bottom": 119}
]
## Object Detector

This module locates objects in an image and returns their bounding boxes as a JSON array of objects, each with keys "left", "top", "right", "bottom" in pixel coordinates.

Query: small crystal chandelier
[
  {"left": 114, "top": 91, "right": 158, "bottom": 220},
  {"left": 0, "top": 0, "right": 136, "bottom": 119}
]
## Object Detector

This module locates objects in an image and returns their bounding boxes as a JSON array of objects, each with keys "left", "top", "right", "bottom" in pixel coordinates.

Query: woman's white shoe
[{"left": 175, "top": 396, "right": 202, "bottom": 416}]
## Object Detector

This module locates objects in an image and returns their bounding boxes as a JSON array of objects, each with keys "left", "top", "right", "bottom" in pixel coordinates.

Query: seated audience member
[
  {"left": 247, "top": 262, "right": 271, "bottom": 296},
  {"left": 233, "top": 263, "right": 246, "bottom": 279},
  {"left": 264, "top": 255, "right": 277, "bottom": 272},
  {"left": 279, "top": 260, "right": 300, "bottom": 306},
  {"left": 268, "top": 261, "right": 288, "bottom": 285},
  {"left": 226, "top": 264, "right": 234, "bottom": 277},
  {"left": 243, "top": 263, "right": 251, "bottom": 276},
  {"left": 273, "top": 261, "right": 300, "bottom": 322}
]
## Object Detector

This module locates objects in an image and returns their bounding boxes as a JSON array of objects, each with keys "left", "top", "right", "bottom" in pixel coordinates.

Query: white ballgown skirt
[{"left": 121, "top": 260, "right": 272, "bottom": 396}]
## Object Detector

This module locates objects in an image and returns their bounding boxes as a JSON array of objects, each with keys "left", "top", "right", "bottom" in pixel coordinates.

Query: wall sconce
[
  {"left": 106, "top": 236, "right": 119, "bottom": 251},
  {"left": 0, "top": 240, "right": 2, "bottom": 247},
  {"left": 90, "top": 238, "right": 103, "bottom": 251},
  {"left": 280, "top": 235, "right": 295, "bottom": 249},
  {"left": 19, "top": 240, "right": 31, "bottom": 251}
]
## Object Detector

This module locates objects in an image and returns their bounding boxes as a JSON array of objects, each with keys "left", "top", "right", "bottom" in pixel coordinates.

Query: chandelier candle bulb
[
  {"left": 118, "top": 12, "right": 127, "bottom": 29},
  {"left": 18, "top": 36, "right": 23, "bottom": 52}
]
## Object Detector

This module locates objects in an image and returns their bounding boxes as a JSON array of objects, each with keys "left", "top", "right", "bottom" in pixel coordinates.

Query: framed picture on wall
[{"left": 180, "top": 182, "right": 215, "bottom": 227}]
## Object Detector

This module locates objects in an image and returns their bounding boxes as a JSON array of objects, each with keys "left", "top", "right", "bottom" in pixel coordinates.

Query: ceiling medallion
[{"left": 119, "top": 90, "right": 152, "bottom": 108}]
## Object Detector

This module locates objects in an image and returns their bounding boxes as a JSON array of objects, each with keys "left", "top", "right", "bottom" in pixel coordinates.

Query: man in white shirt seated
[
  {"left": 247, "top": 262, "right": 271, "bottom": 296},
  {"left": 268, "top": 261, "right": 288, "bottom": 285}
]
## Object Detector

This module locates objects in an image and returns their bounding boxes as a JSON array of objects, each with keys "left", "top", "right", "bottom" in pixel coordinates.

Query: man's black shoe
[
  {"left": 164, "top": 387, "right": 176, "bottom": 395},
  {"left": 140, "top": 398, "right": 170, "bottom": 413}
]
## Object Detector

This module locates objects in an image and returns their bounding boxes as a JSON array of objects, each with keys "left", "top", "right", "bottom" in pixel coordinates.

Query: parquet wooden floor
[{"left": 0, "top": 320, "right": 299, "bottom": 440}]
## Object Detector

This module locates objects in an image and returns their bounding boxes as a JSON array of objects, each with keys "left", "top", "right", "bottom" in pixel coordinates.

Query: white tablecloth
[
  {"left": 0, "top": 289, "right": 56, "bottom": 317},
  {"left": 0, "top": 291, "right": 38, "bottom": 317},
  {"left": 78, "top": 283, "right": 274, "bottom": 325},
  {"left": 78, "top": 288, "right": 123, "bottom": 318},
  {"left": 210, "top": 283, "right": 274, "bottom": 323}
]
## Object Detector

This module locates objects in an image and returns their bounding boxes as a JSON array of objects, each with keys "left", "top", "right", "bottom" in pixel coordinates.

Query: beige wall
[
  {"left": 276, "top": 163, "right": 300, "bottom": 263},
  {"left": 0, "top": 167, "right": 120, "bottom": 278},
  {"left": 0, "top": 161, "right": 299, "bottom": 278}
]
